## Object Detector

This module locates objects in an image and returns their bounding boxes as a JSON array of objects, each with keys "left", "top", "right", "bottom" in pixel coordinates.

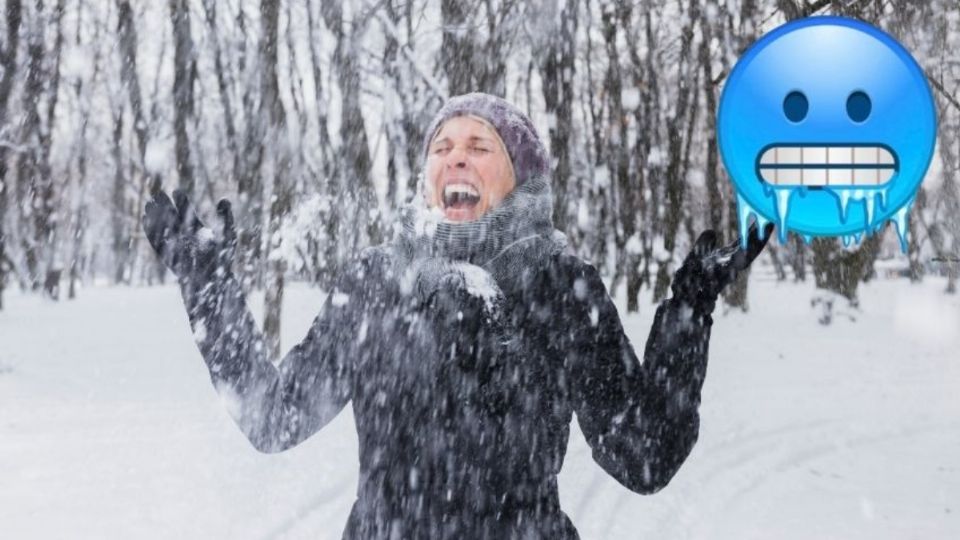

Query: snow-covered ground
[{"left": 2, "top": 272, "right": 959, "bottom": 539}]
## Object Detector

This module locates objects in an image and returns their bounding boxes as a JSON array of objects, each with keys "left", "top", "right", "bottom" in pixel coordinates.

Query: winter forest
[
  {"left": 1, "top": 0, "right": 959, "bottom": 539},
  {"left": 0, "top": 0, "right": 958, "bottom": 330}
]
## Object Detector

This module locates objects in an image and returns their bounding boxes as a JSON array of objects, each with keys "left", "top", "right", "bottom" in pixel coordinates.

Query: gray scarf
[{"left": 392, "top": 176, "right": 568, "bottom": 302}]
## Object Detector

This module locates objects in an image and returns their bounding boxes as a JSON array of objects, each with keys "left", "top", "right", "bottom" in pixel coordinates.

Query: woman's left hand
[
  {"left": 414, "top": 263, "right": 506, "bottom": 369},
  {"left": 413, "top": 262, "right": 502, "bottom": 315},
  {"left": 671, "top": 223, "right": 774, "bottom": 315}
]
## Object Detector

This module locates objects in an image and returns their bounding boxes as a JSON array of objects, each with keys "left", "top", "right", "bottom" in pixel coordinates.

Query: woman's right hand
[
  {"left": 142, "top": 188, "right": 237, "bottom": 281},
  {"left": 671, "top": 223, "right": 773, "bottom": 315}
]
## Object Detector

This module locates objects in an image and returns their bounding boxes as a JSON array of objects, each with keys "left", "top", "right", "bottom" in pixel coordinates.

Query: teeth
[
  {"left": 779, "top": 169, "right": 801, "bottom": 185},
  {"left": 759, "top": 167, "right": 893, "bottom": 186},
  {"left": 854, "top": 168, "right": 879, "bottom": 185},
  {"left": 828, "top": 147, "right": 853, "bottom": 164},
  {"left": 828, "top": 169, "right": 853, "bottom": 185},
  {"left": 757, "top": 145, "right": 896, "bottom": 186},
  {"left": 778, "top": 147, "right": 802, "bottom": 164},
  {"left": 802, "top": 147, "right": 826, "bottom": 164},
  {"left": 758, "top": 146, "right": 895, "bottom": 166},
  {"left": 854, "top": 147, "right": 876, "bottom": 164},
  {"left": 804, "top": 168, "right": 827, "bottom": 186},
  {"left": 443, "top": 183, "right": 479, "bottom": 198}
]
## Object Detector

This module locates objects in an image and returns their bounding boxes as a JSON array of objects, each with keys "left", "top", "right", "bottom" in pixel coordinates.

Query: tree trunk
[
  {"left": 700, "top": 9, "right": 723, "bottom": 232},
  {"left": 440, "top": 0, "right": 475, "bottom": 96},
  {"left": 0, "top": 0, "right": 22, "bottom": 310},
  {"left": 599, "top": 1, "right": 642, "bottom": 310},
  {"left": 68, "top": 1, "right": 96, "bottom": 299},
  {"left": 260, "top": 0, "right": 288, "bottom": 361},
  {"left": 170, "top": 0, "right": 196, "bottom": 197},
  {"left": 115, "top": 0, "right": 155, "bottom": 284},
  {"left": 200, "top": 0, "right": 242, "bottom": 185},
  {"left": 41, "top": 0, "right": 65, "bottom": 300},
  {"left": 16, "top": 0, "right": 63, "bottom": 294},
  {"left": 540, "top": 0, "right": 578, "bottom": 233},
  {"left": 111, "top": 108, "right": 127, "bottom": 283},
  {"left": 382, "top": 1, "right": 401, "bottom": 210},
  {"left": 305, "top": 0, "right": 341, "bottom": 287},
  {"left": 236, "top": 0, "right": 266, "bottom": 290},
  {"left": 721, "top": 0, "right": 763, "bottom": 309},
  {"left": 321, "top": 1, "right": 380, "bottom": 255},
  {"left": 653, "top": 0, "right": 700, "bottom": 303}
]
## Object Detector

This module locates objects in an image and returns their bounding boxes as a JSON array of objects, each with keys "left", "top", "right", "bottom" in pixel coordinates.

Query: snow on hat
[{"left": 422, "top": 92, "right": 550, "bottom": 186}]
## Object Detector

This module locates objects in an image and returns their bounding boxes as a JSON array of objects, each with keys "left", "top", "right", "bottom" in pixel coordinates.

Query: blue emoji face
[{"left": 718, "top": 16, "right": 936, "bottom": 251}]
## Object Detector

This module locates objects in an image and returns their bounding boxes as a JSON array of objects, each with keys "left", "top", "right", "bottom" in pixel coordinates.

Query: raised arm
[
  {"left": 562, "top": 225, "right": 772, "bottom": 493},
  {"left": 181, "top": 267, "right": 357, "bottom": 453},
  {"left": 144, "top": 189, "right": 362, "bottom": 453}
]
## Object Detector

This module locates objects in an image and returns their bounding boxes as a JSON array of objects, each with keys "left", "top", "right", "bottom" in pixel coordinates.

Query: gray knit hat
[{"left": 422, "top": 92, "right": 550, "bottom": 186}]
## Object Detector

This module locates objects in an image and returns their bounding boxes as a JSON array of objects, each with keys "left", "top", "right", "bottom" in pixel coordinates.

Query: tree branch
[
  {"left": 927, "top": 72, "right": 960, "bottom": 114},
  {"left": 802, "top": 0, "right": 833, "bottom": 16},
  {"left": 371, "top": 5, "right": 447, "bottom": 100},
  {"left": 712, "top": 0, "right": 908, "bottom": 88}
]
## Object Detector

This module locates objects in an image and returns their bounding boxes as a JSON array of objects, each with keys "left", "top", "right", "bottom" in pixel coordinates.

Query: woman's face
[{"left": 426, "top": 116, "right": 516, "bottom": 222}]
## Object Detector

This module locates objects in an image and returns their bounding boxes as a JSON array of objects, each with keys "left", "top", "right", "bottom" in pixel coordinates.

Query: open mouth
[
  {"left": 756, "top": 144, "right": 898, "bottom": 187},
  {"left": 442, "top": 183, "right": 481, "bottom": 211}
]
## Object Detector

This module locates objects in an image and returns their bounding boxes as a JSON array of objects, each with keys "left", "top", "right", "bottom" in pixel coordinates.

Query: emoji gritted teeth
[
  {"left": 718, "top": 17, "right": 936, "bottom": 251},
  {"left": 756, "top": 145, "right": 897, "bottom": 188}
]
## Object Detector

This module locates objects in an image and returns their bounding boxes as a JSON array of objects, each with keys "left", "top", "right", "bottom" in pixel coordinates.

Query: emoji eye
[
  {"left": 783, "top": 91, "right": 808, "bottom": 122},
  {"left": 846, "top": 91, "right": 871, "bottom": 122}
]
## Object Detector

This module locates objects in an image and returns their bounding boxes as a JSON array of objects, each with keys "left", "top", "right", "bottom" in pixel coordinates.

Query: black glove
[
  {"left": 413, "top": 260, "right": 503, "bottom": 314},
  {"left": 415, "top": 263, "right": 505, "bottom": 370},
  {"left": 143, "top": 188, "right": 237, "bottom": 281},
  {"left": 415, "top": 264, "right": 468, "bottom": 308},
  {"left": 671, "top": 223, "right": 774, "bottom": 315}
]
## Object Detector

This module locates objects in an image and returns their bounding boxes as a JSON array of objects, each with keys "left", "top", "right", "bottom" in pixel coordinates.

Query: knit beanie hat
[{"left": 422, "top": 92, "right": 550, "bottom": 186}]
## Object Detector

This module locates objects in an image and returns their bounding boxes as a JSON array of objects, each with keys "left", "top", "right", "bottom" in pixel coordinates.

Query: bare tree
[
  {"left": 538, "top": 0, "right": 578, "bottom": 232},
  {"left": 718, "top": 0, "right": 765, "bottom": 309},
  {"left": 67, "top": 0, "right": 100, "bottom": 300},
  {"left": 320, "top": 1, "right": 381, "bottom": 255},
  {"left": 598, "top": 0, "right": 642, "bottom": 309},
  {"left": 629, "top": 2, "right": 664, "bottom": 293},
  {"left": 306, "top": 0, "right": 336, "bottom": 184},
  {"left": 170, "top": 0, "right": 196, "bottom": 196},
  {"left": 200, "top": 0, "right": 242, "bottom": 193},
  {"left": 114, "top": 0, "right": 155, "bottom": 284},
  {"left": 700, "top": 5, "right": 722, "bottom": 233},
  {"left": 260, "top": 0, "right": 288, "bottom": 361},
  {"left": 440, "top": 0, "right": 516, "bottom": 96},
  {"left": 235, "top": 0, "right": 268, "bottom": 290},
  {"left": 924, "top": 0, "right": 960, "bottom": 293},
  {"left": 0, "top": 0, "right": 954, "bottom": 316},
  {"left": 381, "top": 0, "right": 432, "bottom": 210},
  {"left": 15, "top": 0, "right": 65, "bottom": 297},
  {"left": 0, "top": 0, "right": 22, "bottom": 310},
  {"left": 652, "top": 0, "right": 700, "bottom": 303}
]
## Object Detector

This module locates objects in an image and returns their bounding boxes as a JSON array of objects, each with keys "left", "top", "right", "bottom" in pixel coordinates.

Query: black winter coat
[{"left": 180, "top": 244, "right": 711, "bottom": 539}]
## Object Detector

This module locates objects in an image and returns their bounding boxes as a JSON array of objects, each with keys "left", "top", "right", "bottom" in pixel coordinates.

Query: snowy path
[{"left": 2, "top": 275, "right": 959, "bottom": 539}]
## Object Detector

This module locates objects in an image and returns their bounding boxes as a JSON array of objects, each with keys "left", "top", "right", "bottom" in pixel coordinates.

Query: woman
[{"left": 143, "top": 93, "right": 770, "bottom": 539}]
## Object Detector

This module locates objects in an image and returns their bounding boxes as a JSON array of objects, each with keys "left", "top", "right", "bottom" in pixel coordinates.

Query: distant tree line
[{"left": 0, "top": 0, "right": 957, "bottom": 346}]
